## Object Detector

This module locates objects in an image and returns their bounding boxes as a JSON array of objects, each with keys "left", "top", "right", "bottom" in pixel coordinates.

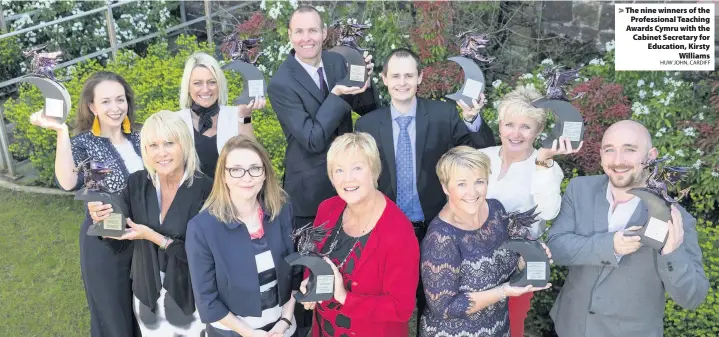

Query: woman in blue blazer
[{"left": 186, "top": 135, "right": 300, "bottom": 337}]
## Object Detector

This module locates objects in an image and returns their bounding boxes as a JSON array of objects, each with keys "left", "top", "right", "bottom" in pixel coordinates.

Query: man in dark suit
[
  {"left": 268, "top": 6, "right": 378, "bottom": 336},
  {"left": 268, "top": 5, "right": 378, "bottom": 230},
  {"left": 354, "top": 48, "right": 496, "bottom": 330}
]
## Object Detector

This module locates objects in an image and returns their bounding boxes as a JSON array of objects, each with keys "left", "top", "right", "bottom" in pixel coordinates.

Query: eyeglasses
[{"left": 225, "top": 166, "right": 264, "bottom": 178}]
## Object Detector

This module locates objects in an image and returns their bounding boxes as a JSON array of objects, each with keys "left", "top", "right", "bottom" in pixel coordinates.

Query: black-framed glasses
[{"left": 225, "top": 166, "right": 264, "bottom": 178}]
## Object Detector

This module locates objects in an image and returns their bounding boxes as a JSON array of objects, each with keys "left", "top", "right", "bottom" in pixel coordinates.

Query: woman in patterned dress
[
  {"left": 30, "top": 71, "right": 143, "bottom": 337},
  {"left": 298, "top": 132, "right": 419, "bottom": 337},
  {"left": 186, "top": 135, "right": 299, "bottom": 337},
  {"left": 89, "top": 111, "right": 214, "bottom": 336},
  {"left": 419, "top": 146, "right": 552, "bottom": 337}
]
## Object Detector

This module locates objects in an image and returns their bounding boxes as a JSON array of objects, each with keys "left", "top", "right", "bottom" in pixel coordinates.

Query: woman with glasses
[
  {"left": 177, "top": 52, "right": 266, "bottom": 178},
  {"left": 186, "top": 135, "right": 299, "bottom": 337}
]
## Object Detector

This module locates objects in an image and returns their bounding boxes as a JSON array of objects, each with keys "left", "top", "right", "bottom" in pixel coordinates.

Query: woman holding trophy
[
  {"left": 478, "top": 84, "right": 582, "bottom": 337},
  {"left": 298, "top": 132, "right": 419, "bottom": 337},
  {"left": 419, "top": 146, "right": 553, "bottom": 337},
  {"left": 30, "top": 71, "right": 143, "bottom": 337},
  {"left": 176, "top": 52, "right": 266, "bottom": 178},
  {"left": 89, "top": 111, "right": 214, "bottom": 336}
]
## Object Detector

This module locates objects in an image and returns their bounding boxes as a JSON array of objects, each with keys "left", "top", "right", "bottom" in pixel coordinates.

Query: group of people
[{"left": 29, "top": 4, "right": 709, "bottom": 337}]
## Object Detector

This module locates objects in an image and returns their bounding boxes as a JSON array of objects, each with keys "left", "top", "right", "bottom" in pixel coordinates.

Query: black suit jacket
[
  {"left": 355, "top": 97, "right": 496, "bottom": 223},
  {"left": 268, "top": 50, "right": 379, "bottom": 218}
]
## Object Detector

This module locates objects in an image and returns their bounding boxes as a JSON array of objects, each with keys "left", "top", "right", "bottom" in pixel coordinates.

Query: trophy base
[
  {"left": 75, "top": 189, "right": 127, "bottom": 238},
  {"left": 285, "top": 252, "right": 335, "bottom": 302},
  {"left": 625, "top": 188, "right": 672, "bottom": 251},
  {"left": 500, "top": 240, "right": 550, "bottom": 288},
  {"left": 330, "top": 45, "right": 367, "bottom": 88}
]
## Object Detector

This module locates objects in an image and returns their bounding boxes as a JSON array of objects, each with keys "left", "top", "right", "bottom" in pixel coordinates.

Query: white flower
[
  {"left": 637, "top": 79, "right": 645, "bottom": 87},
  {"left": 696, "top": 149, "right": 705, "bottom": 155},
  {"left": 649, "top": 82, "right": 654, "bottom": 88},
  {"left": 391, "top": 44, "right": 396, "bottom": 49},
  {"left": 257, "top": 64, "right": 267, "bottom": 73},
  {"left": 539, "top": 132, "right": 548, "bottom": 140},
  {"left": 519, "top": 73, "right": 533, "bottom": 80},
  {"left": 683, "top": 127, "right": 696, "bottom": 137},
  {"left": 373, "top": 77, "right": 378, "bottom": 84},
  {"left": 315, "top": 5, "right": 325, "bottom": 12},
  {"left": 697, "top": 112, "right": 705, "bottom": 121},
  {"left": 652, "top": 90, "right": 662, "bottom": 97},
  {"left": 663, "top": 77, "right": 670, "bottom": 84},
  {"left": 365, "top": 33, "right": 373, "bottom": 42},
  {"left": 692, "top": 159, "right": 703, "bottom": 170},
  {"left": 631, "top": 102, "right": 650, "bottom": 115},
  {"left": 289, "top": 0, "right": 298, "bottom": 9},
  {"left": 605, "top": 40, "right": 615, "bottom": 52},
  {"left": 492, "top": 101, "right": 500, "bottom": 109},
  {"left": 675, "top": 149, "right": 685, "bottom": 157},
  {"left": 492, "top": 79, "right": 502, "bottom": 88},
  {"left": 536, "top": 73, "right": 544, "bottom": 80},
  {"left": 638, "top": 90, "right": 646, "bottom": 99},
  {"left": 541, "top": 58, "right": 554, "bottom": 66},
  {"left": 712, "top": 171, "right": 719, "bottom": 177},
  {"left": 260, "top": 0, "right": 266, "bottom": 10},
  {"left": 589, "top": 58, "right": 602, "bottom": 65}
]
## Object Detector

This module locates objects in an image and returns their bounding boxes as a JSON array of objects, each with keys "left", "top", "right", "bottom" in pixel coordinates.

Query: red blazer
[{"left": 308, "top": 195, "right": 419, "bottom": 337}]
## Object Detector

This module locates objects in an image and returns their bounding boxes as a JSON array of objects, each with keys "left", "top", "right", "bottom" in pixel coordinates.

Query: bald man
[{"left": 546, "top": 120, "right": 708, "bottom": 337}]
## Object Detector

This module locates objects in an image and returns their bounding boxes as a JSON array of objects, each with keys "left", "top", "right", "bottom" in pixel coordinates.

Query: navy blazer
[{"left": 186, "top": 202, "right": 299, "bottom": 323}]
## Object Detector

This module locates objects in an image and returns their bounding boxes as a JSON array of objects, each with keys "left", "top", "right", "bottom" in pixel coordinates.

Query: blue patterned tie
[{"left": 395, "top": 116, "right": 414, "bottom": 214}]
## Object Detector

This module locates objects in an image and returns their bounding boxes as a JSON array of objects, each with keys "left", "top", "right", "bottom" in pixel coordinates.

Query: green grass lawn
[
  {"left": 0, "top": 188, "right": 419, "bottom": 337},
  {"left": 0, "top": 189, "right": 89, "bottom": 336}
]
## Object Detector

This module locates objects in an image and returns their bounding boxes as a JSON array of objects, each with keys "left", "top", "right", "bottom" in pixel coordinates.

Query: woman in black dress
[
  {"left": 30, "top": 71, "right": 143, "bottom": 337},
  {"left": 89, "top": 110, "right": 213, "bottom": 336},
  {"left": 176, "top": 51, "right": 266, "bottom": 178}
]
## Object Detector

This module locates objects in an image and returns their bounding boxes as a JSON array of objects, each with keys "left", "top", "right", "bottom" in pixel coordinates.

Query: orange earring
[
  {"left": 92, "top": 115, "right": 101, "bottom": 136},
  {"left": 122, "top": 116, "right": 131, "bottom": 134}
]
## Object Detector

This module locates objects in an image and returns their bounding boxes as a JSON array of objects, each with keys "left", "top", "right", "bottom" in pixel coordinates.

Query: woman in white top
[
  {"left": 177, "top": 52, "right": 266, "bottom": 179},
  {"left": 478, "top": 84, "right": 582, "bottom": 337}
]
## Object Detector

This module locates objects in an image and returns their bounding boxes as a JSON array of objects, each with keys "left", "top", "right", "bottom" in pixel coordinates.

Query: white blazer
[{"left": 177, "top": 105, "right": 239, "bottom": 153}]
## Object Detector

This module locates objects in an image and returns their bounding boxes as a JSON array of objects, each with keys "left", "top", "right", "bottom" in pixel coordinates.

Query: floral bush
[{"left": 0, "top": 0, "right": 177, "bottom": 90}]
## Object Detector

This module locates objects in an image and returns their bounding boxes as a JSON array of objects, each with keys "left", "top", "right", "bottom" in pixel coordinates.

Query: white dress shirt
[
  {"left": 479, "top": 146, "right": 564, "bottom": 238},
  {"left": 294, "top": 54, "right": 329, "bottom": 91}
]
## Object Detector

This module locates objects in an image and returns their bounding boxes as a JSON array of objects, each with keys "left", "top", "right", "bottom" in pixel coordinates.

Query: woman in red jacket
[{"left": 298, "top": 132, "right": 420, "bottom": 337}]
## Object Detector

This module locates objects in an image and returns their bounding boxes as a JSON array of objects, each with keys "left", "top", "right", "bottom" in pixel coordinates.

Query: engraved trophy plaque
[
  {"left": 220, "top": 33, "right": 267, "bottom": 105},
  {"left": 18, "top": 45, "right": 71, "bottom": 124},
  {"left": 446, "top": 32, "right": 495, "bottom": 107},
  {"left": 626, "top": 158, "right": 690, "bottom": 250},
  {"left": 498, "top": 205, "right": 551, "bottom": 287},
  {"left": 285, "top": 222, "right": 336, "bottom": 302},
  {"left": 73, "top": 158, "right": 128, "bottom": 237},
  {"left": 533, "top": 65, "right": 587, "bottom": 150},
  {"left": 326, "top": 20, "right": 370, "bottom": 88}
]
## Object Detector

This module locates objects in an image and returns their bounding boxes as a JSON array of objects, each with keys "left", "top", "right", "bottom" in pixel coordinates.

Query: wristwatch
[
  {"left": 535, "top": 158, "right": 555, "bottom": 168},
  {"left": 463, "top": 114, "right": 479, "bottom": 123},
  {"left": 240, "top": 116, "right": 252, "bottom": 124}
]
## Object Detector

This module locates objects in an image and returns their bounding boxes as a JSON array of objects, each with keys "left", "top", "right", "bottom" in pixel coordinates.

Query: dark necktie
[{"left": 317, "top": 67, "right": 329, "bottom": 99}]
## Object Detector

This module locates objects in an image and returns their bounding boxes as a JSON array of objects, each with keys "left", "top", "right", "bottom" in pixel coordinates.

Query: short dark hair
[
  {"left": 382, "top": 48, "right": 422, "bottom": 75},
  {"left": 288, "top": 5, "right": 324, "bottom": 30}
]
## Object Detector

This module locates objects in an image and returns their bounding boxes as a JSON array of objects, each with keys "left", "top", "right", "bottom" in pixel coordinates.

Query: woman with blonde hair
[
  {"left": 478, "top": 84, "right": 581, "bottom": 337},
  {"left": 177, "top": 51, "right": 266, "bottom": 178},
  {"left": 420, "top": 146, "right": 552, "bottom": 337},
  {"left": 186, "top": 135, "right": 299, "bottom": 337},
  {"left": 30, "top": 71, "right": 142, "bottom": 337},
  {"left": 298, "top": 132, "right": 419, "bottom": 337},
  {"left": 89, "top": 110, "right": 214, "bottom": 336}
]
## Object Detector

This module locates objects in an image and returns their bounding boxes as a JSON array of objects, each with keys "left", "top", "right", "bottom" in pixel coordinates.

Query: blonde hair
[
  {"left": 202, "top": 135, "right": 287, "bottom": 222},
  {"left": 436, "top": 146, "right": 491, "bottom": 186},
  {"left": 140, "top": 110, "right": 201, "bottom": 186},
  {"left": 497, "top": 84, "right": 547, "bottom": 130},
  {"left": 179, "top": 52, "right": 228, "bottom": 109},
  {"left": 326, "top": 132, "right": 382, "bottom": 188}
]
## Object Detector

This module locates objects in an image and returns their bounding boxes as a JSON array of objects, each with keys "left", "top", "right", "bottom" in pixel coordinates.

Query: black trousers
[
  {"left": 293, "top": 215, "right": 316, "bottom": 337},
  {"left": 413, "top": 220, "right": 428, "bottom": 334}
]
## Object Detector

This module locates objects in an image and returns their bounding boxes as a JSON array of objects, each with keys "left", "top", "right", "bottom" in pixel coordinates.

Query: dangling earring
[
  {"left": 122, "top": 116, "right": 131, "bottom": 134},
  {"left": 92, "top": 115, "right": 101, "bottom": 136}
]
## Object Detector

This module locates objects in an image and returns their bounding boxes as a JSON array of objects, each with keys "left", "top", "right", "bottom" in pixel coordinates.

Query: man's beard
[{"left": 608, "top": 165, "right": 649, "bottom": 189}]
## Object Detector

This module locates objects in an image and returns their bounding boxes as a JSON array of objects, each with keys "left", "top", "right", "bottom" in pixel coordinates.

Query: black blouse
[
  {"left": 117, "top": 170, "right": 213, "bottom": 316},
  {"left": 194, "top": 129, "right": 219, "bottom": 179}
]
